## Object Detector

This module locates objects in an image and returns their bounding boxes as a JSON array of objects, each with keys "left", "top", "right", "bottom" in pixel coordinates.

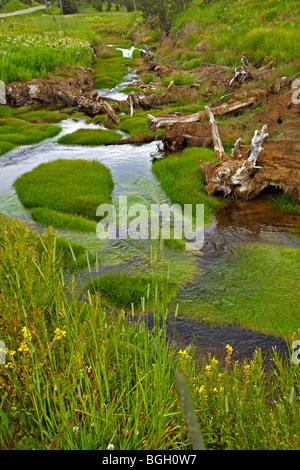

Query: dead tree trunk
[
  {"left": 57, "top": 89, "right": 120, "bottom": 124},
  {"left": 201, "top": 106, "right": 269, "bottom": 199}
]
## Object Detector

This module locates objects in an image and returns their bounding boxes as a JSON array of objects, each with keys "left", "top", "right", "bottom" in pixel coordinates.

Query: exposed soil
[{"left": 6, "top": 67, "right": 95, "bottom": 107}]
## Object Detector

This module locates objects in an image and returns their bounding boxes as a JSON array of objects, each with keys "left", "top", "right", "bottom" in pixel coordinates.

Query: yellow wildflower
[
  {"left": 178, "top": 349, "right": 188, "bottom": 355},
  {"left": 18, "top": 342, "right": 30, "bottom": 352},
  {"left": 211, "top": 357, "right": 219, "bottom": 366},
  {"left": 21, "top": 326, "right": 32, "bottom": 340},
  {"left": 53, "top": 328, "right": 67, "bottom": 341},
  {"left": 199, "top": 385, "right": 205, "bottom": 393}
]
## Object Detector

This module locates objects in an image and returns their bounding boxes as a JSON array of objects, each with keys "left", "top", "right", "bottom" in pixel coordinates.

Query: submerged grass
[
  {"left": 152, "top": 148, "right": 221, "bottom": 225},
  {"left": 87, "top": 271, "right": 179, "bottom": 310},
  {"left": 175, "top": 242, "right": 300, "bottom": 340},
  {"left": 14, "top": 159, "right": 114, "bottom": 229}
]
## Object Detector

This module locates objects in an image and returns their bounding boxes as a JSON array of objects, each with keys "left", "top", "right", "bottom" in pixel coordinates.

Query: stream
[{"left": 0, "top": 46, "right": 299, "bottom": 361}]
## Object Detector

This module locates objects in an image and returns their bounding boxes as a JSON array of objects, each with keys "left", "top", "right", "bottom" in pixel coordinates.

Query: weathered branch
[{"left": 57, "top": 89, "right": 120, "bottom": 124}]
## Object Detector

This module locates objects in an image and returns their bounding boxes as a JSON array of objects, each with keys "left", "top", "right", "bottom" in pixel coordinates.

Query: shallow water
[
  {"left": 0, "top": 45, "right": 299, "bottom": 360},
  {"left": 96, "top": 46, "right": 140, "bottom": 101}
]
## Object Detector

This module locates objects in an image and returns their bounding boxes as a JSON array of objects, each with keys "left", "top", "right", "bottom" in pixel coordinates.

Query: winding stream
[{"left": 0, "top": 46, "right": 299, "bottom": 360}]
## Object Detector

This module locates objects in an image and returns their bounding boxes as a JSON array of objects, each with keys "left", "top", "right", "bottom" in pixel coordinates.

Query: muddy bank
[{"left": 5, "top": 66, "right": 95, "bottom": 108}]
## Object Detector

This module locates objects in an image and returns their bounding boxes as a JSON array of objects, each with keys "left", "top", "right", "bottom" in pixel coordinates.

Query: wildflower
[
  {"left": 8, "top": 350, "right": 16, "bottom": 356},
  {"left": 53, "top": 327, "right": 66, "bottom": 341},
  {"left": 199, "top": 385, "right": 205, "bottom": 393},
  {"left": 213, "top": 387, "right": 218, "bottom": 392},
  {"left": 73, "top": 426, "right": 79, "bottom": 434},
  {"left": 211, "top": 357, "right": 219, "bottom": 366},
  {"left": 107, "top": 443, "right": 114, "bottom": 450},
  {"left": 225, "top": 344, "right": 233, "bottom": 365},
  {"left": 18, "top": 342, "right": 30, "bottom": 352},
  {"left": 21, "top": 326, "right": 32, "bottom": 340},
  {"left": 178, "top": 349, "right": 188, "bottom": 356},
  {"left": 205, "top": 364, "right": 212, "bottom": 371}
]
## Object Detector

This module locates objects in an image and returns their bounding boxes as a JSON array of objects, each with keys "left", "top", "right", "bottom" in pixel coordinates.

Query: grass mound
[
  {"left": 14, "top": 159, "right": 114, "bottom": 231},
  {"left": 88, "top": 271, "right": 179, "bottom": 310},
  {"left": 152, "top": 148, "right": 221, "bottom": 225},
  {"left": 57, "top": 128, "right": 121, "bottom": 145},
  {"left": 0, "top": 118, "right": 61, "bottom": 146}
]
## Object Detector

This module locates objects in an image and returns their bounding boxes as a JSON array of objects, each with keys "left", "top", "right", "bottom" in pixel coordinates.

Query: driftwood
[
  {"left": 140, "top": 44, "right": 156, "bottom": 62},
  {"left": 201, "top": 106, "right": 270, "bottom": 199},
  {"left": 147, "top": 98, "right": 255, "bottom": 131},
  {"left": 229, "top": 56, "right": 277, "bottom": 87},
  {"left": 127, "top": 91, "right": 152, "bottom": 117},
  {"left": 229, "top": 56, "right": 253, "bottom": 86},
  {"left": 200, "top": 106, "right": 300, "bottom": 202},
  {"left": 57, "top": 89, "right": 120, "bottom": 124}
]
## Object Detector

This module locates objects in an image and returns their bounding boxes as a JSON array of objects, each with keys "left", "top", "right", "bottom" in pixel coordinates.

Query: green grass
[
  {"left": 14, "top": 110, "right": 69, "bottom": 124},
  {"left": 267, "top": 193, "right": 300, "bottom": 216},
  {"left": 0, "top": 118, "right": 61, "bottom": 146},
  {"left": 171, "top": 0, "right": 300, "bottom": 77},
  {"left": 1, "top": 213, "right": 300, "bottom": 450},
  {"left": 14, "top": 159, "right": 114, "bottom": 229},
  {"left": 93, "top": 49, "right": 136, "bottom": 89},
  {"left": 87, "top": 271, "right": 179, "bottom": 310},
  {"left": 176, "top": 242, "right": 300, "bottom": 339},
  {"left": 113, "top": 110, "right": 162, "bottom": 137},
  {"left": 152, "top": 148, "right": 221, "bottom": 225},
  {"left": 57, "top": 128, "right": 122, "bottom": 145},
  {"left": 31, "top": 207, "right": 97, "bottom": 233},
  {"left": 0, "top": 141, "right": 15, "bottom": 156}
]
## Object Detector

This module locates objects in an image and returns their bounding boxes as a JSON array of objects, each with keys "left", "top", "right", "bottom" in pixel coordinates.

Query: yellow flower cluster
[
  {"left": 18, "top": 326, "right": 32, "bottom": 353},
  {"left": 53, "top": 327, "right": 67, "bottom": 341}
]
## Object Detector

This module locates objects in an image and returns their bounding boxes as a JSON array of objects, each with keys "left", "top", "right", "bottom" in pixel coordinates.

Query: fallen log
[
  {"left": 147, "top": 98, "right": 255, "bottom": 131},
  {"left": 127, "top": 91, "right": 151, "bottom": 116},
  {"left": 57, "top": 89, "right": 120, "bottom": 124}
]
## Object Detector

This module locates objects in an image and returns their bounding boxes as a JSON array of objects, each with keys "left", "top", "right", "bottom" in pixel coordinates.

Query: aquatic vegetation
[
  {"left": 14, "top": 159, "right": 114, "bottom": 229},
  {"left": 87, "top": 271, "right": 179, "bottom": 310},
  {"left": 0, "top": 117, "right": 61, "bottom": 146},
  {"left": 267, "top": 193, "right": 300, "bottom": 216},
  {"left": 15, "top": 109, "right": 69, "bottom": 124},
  {"left": 31, "top": 207, "right": 97, "bottom": 233},
  {"left": 57, "top": 128, "right": 122, "bottom": 145},
  {"left": 152, "top": 147, "right": 221, "bottom": 225},
  {"left": 174, "top": 242, "right": 300, "bottom": 340}
]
